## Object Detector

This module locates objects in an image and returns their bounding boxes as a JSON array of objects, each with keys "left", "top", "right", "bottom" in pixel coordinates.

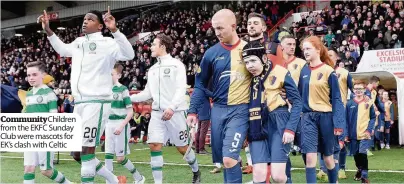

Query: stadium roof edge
[{"left": 1, "top": 0, "right": 173, "bottom": 30}]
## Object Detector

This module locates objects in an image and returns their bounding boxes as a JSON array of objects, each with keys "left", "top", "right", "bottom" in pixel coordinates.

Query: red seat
[{"left": 60, "top": 106, "right": 64, "bottom": 113}]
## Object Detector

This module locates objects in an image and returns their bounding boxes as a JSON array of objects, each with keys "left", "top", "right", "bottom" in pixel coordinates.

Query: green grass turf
[{"left": 1, "top": 144, "right": 403, "bottom": 183}]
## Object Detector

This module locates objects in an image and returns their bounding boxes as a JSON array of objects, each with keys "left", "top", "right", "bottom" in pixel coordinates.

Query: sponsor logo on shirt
[{"left": 215, "top": 56, "right": 225, "bottom": 61}]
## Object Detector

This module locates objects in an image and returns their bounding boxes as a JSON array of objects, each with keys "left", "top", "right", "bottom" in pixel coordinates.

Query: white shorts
[
  {"left": 74, "top": 102, "right": 111, "bottom": 147},
  {"left": 148, "top": 110, "right": 189, "bottom": 147},
  {"left": 105, "top": 122, "right": 130, "bottom": 156},
  {"left": 24, "top": 151, "right": 54, "bottom": 170}
]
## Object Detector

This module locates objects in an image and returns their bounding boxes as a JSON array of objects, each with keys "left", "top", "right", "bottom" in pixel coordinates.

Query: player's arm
[
  {"left": 103, "top": 6, "right": 134, "bottom": 61},
  {"left": 329, "top": 71, "right": 345, "bottom": 134},
  {"left": 115, "top": 89, "right": 133, "bottom": 135},
  {"left": 48, "top": 92, "right": 58, "bottom": 113},
  {"left": 283, "top": 72, "right": 302, "bottom": 135},
  {"left": 344, "top": 101, "right": 351, "bottom": 141},
  {"left": 130, "top": 77, "right": 152, "bottom": 102},
  {"left": 390, "top": 103, "right": 394, "bottom": 122},
  {"left": 167, "top": 63, "right": 187, "bottom": 111},
  {"left": 375, "top": 96, "right": 385, "bottom": 113},
  {"left": 188, "top": 54, "right": 212, "bottom": 115},
  {"left": 38, "top": 10, "right": 69, "bottom": 57},
  {"left": 297, "top": 65, "right": 307, "bottom": 95},
  {"left": 47, "top": 33, "right": 75, "bottom": 57},
  {"left": 39, "top": 10, "right": 74, "bottom": 57},
  {"left": 367, "top": 105, "right": 376, "bottom": 135},
  {"left": 110, "top": 30, "right": 135, "bottom": 61},
  {"left": 347, "top": 73, "right": 354, "bottom": 93}
]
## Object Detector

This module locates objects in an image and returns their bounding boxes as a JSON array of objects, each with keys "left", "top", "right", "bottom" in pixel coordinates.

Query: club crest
[
  {"left": 317, "top": 73, "right": 323, "bottom": 80},
  {"left": 269, "top": 76, "right": 277, "bottom": 85},
  {"left": 365, "top": 103, "right": 369, "bottom": 109},
  {"left": 164, "top": 68, "right": 170, "bottom": 74},
  {"left": 294, "top": 64, "right": 298, "bottom": 70},
  {"left": 336, "top": 73, "right": 341, "bottom": 78},
  {"left": 37, "top": 96, "right": 43, "bottom": 103},
  {"left": 89, "top": 42, "right": 96, "bottom": 51},
  {"left": 113, "top": 93, "right": 119, "bottom": 99}
]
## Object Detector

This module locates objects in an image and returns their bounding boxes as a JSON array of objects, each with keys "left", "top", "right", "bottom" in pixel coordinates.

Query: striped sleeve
[
  {"left": 122, "top": 87, "right": 132, "bottom": 109},
  {"left": 47, "top": 91, "right": 58, "bottom": 113}
]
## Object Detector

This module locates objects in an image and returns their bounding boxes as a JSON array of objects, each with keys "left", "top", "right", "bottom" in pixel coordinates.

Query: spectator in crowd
[
  {"left": 141, "top": 113, "right": 151, "bottom": 143},
  {"left": 342, "top": 51, "right": 357, "bottom": 72},
  {"left": 130, "top": 112, "right": 145, "bottom": 143},
  {"left": 63, "top": 95, "right": 75, "bottom": 113}
]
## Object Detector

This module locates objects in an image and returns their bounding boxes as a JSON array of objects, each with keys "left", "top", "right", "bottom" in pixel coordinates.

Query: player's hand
[
  {"left": 282, "top": 132, "right": 295, "bottom": 144},
  {"left": 37, "top": 10, "right": 50, "bottom": 30},
  {"left": 114, "top": 125, "right": 124, "bottom": 135},
  {"left": 286, "top": 99, "right": 292, "bottom": 112},
  {"left": 375, "top": 111, "right": 380, "bottom": 116},
  {"left": 379, "top": 126, "right": 384, "bottom": 132},
  {"left": 186, "top": 114, "right": 197, "bottom": 128},
  {"left": 391, "top": 120, "right": 394, "bottom": 125},
  {"left": 334, "top": 129, "right": 342, "bottom": 136},
  {"left": 344, "top": 136, "right": 350, "bottom": 142},
  {"left": 280, "top": 88, "right": 287, "bottom": 99},
  {"left": 162, "top": 108, "right": 174, "bottom": 121},
  {"left": 103, "top": 6, "right": 117, "bottom": 33},
  {"left": 371, "top": 130, "right": 375, "bottom": 136},
  {"left": 339, "top": 141, "right": 344, "bottom": 149},
  {"left": 364, "top": 131, "right": 371, "bottom": 139}
]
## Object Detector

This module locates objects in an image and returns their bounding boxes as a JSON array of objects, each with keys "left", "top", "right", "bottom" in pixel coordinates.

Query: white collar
[
  {"left": 157, "top": 54, "right": 172, "bottom": 63},
  {"left": 84, "top": 32, "right": 103, "bottom": 40},
  {"left": 33, "top": 84, "right": 47, "bottom": 94}
]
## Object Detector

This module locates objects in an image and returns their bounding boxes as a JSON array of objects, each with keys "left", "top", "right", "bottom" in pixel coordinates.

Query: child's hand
[{"left": 114, "top": 125, "right": 125, "bottom": 135}]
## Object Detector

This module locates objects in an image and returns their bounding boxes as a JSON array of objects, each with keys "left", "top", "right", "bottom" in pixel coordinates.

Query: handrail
[
  {"left": 267, "top": 2, "right": 317, "bottom": 39},
  {"left": 267, "top": 1, "right": 331, "bottom": 39},
  {"left": 296, "top": 25, "right": 328, "bottom": 33},
  {"left": 266, "top": 9, "right": 294, "bottom": 39}
]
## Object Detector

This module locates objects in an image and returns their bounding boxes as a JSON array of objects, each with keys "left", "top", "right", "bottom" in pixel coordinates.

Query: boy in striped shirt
[
  {"left": 23, "top": 61, "right": 71, "bottom": 184},
  {"left": 104, "top": 63, "right": 145, "bottom": 184}
]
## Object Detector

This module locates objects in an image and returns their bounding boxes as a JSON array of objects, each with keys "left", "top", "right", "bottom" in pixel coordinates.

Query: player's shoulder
[
  {"left": 273, "top": 65, "right": 289, "bottom": 76},
  {"left": 40, "top": 86, "right": 54, "bottom": 94},
  {"left": 171, "top": 57, "right": 186, "bottom": 68},
  {"left": 319, "top": 63, "right": 336, "bottom": 76},
  {"left": 205, "top": 43, "right": 222, "bottom": 55},
  {"left": 73, "top": 36, "right": 85, "bottom": 43},
  {"left": 346, "top": 99, "right": 355, "bottom": 106},
  {"left": 113, "top": 84, "right": 128, "bottom": 92},
  {"left": 149, "top": 62, "right": 159, "bottom": 71},
  {"left": 294, "top": 58, "right": 307, "bottom": 65},
  {"left": 335, "top": 66, "right": 349, "bottom": 74},
  {"left": 239, "top": 39, "right": 248, "bottom": 47}
]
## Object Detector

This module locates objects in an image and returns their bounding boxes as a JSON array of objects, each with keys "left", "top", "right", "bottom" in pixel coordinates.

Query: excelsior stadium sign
[{"left": 358, "top": 48, "right": 404, "bottom": 78}]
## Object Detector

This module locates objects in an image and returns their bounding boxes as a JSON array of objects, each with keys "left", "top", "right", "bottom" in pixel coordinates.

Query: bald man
[{"left": 187, "top": 9, "right": 250, "bottom": 183}]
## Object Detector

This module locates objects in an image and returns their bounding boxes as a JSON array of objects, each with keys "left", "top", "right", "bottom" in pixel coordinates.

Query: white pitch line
[
  {"left": 55, "top": 148, "right": 150, "bottom": 155},
  {"left": 1, "top": 155, "right": 404, "bottom": 173}
]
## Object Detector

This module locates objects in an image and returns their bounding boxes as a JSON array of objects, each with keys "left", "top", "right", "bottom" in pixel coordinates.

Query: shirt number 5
[{"left": 232, "top": 133, "right": 242, "bottom": 148}]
